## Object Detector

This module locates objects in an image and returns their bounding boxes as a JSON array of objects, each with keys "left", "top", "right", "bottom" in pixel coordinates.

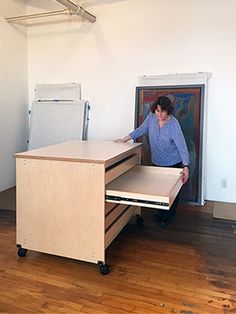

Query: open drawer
[{"left": 105, "top": 166, "right": 183, "bottom": 210}]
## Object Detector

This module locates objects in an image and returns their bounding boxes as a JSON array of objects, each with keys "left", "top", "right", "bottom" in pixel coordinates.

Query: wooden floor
[{"left": 0, "top": 204, "right": 236, "bottom": 314}]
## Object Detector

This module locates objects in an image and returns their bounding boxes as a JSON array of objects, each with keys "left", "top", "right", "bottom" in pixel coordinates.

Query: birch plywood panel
[{"left": 16, "top": 158, "right": 105, "bottom": 263}]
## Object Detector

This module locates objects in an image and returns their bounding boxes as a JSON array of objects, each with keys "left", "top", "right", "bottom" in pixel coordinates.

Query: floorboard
[{"left": 0, "top": 204, "right": 236, "bottom": 313}]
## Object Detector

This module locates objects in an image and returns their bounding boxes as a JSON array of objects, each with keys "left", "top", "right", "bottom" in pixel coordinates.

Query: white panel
[
  {"left": 35, "top": 83, "right": 81, "bottom": 101},
  {"left": 28, "top": 100, "right": 86, "bottom": 150},
  {"left": 138, "top": 72, "right": 211, "bottom": 87}
]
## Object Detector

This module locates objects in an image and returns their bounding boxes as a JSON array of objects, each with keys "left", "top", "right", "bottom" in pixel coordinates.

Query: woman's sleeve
[
  {"left": 129, "top": 113, "right": 151, "bottom": 140},
  {"left": 171, "top": 120, "right": 190, "bottom": 166}
]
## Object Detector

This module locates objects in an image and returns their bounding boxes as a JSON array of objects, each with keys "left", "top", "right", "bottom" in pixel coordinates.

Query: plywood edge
[
  {"left": 106, "top": 190, "right": 169, "bottom": 204},
  {"left": 132, "top": 165, "right": 183, "bottom": 176},
  {"left": 15, "top": 154, "right": 106, "bottom": 164},
  {"left": 105, "top": 202, "right": 118, "bottom": 215},
  {"left": 105, "top": 204, "right": 129, "bottom": 229},
  {"left": 169, "top": 176, "right": 183, "bottom": 208}
]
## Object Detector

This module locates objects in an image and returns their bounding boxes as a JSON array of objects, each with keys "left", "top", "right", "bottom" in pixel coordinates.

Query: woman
[{"left": 115, "top": 95, "right": 190, "bottom": 227}]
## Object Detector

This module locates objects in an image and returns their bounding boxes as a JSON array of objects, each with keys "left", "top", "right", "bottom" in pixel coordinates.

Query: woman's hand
[
  {"left": 181, "top": 166, "right": 189, "bottom": 184},
  {"left": 114, "top": 135, "right": 131, "bottom": 143}
]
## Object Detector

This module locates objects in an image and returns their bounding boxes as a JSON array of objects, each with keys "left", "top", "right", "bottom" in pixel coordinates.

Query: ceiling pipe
[
  {"left": 56, "top": 0, "right": 96, "bottom": 23},
  {"left": 56, "top": 0, "right": 80, "bottom": 11},
  {"left": 6, "top": 0, "right": 96, "bottom": 23},
  {"left": 6, "top": 9, "right": 69, "bottom": 22}
]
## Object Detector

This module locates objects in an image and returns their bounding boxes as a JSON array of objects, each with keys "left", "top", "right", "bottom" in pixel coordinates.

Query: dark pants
[{"left": 154, "top": 162, "right": 182, "bottom": 221}]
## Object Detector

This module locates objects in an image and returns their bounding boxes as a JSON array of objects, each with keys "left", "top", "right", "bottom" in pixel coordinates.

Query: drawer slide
[{"left": 105, "top": 195, "right": 169, "bottom": 208}]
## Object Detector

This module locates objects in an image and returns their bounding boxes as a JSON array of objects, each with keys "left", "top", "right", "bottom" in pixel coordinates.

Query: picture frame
[{"left": 135, "top": 85, "right": 205, "bottom": 205}]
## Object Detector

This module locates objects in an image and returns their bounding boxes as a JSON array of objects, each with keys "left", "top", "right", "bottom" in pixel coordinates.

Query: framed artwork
[{"left": 135, "top": 85, "right": 205, "bottom": 205}]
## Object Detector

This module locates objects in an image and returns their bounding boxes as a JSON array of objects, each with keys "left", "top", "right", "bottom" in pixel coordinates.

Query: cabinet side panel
[{"left": 16, "top": 158, "right": 105, "bottom": 263}]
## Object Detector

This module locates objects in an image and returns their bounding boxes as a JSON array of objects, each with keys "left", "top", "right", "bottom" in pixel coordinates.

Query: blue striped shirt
[{"left": 129, "top": 113, "right": 190, "bottom": 166}]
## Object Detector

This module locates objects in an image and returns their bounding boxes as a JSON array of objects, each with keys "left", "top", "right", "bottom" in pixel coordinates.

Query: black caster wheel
[
  {"left": 17, "top": 247, "right": 27, "bottom": 257},
  {"left": 98, "top": 262, "right": 109, "bottom": 275},
  {"left": 136, "top": 214, "right": 144, "bottom": 226}
]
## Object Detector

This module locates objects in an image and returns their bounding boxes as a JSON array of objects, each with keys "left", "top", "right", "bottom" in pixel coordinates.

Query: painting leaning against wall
[{"left": 135, "top": 85, "right": 205, "bottom": 205}]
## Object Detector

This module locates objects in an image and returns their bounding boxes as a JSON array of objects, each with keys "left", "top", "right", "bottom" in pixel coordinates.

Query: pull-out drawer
[
  {"left": 105, "top": 205, "right": 136, "bottom": 248},
  {"left": 105, "top": 203, "right": 129, "bottom": 229},
  {"left": 105, "top": 154, "right": 139, "bottom": 184},
  {"left": 106, "top": 166, "right": 183, "bottom": 210}
]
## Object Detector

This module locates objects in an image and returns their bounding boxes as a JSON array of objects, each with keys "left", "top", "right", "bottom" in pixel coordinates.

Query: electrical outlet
[{"left": 221, "top": 179, "right": 227, "bottom": 189}]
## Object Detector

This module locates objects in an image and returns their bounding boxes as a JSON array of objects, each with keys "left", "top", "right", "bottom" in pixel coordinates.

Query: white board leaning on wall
[{"left": 28, "top": 83, "right": 89, "bottom": 150}]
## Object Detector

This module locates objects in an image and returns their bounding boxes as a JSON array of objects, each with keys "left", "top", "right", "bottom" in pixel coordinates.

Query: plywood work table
[{"left": 15, "top": 140, "right": 183, "bottom": 274}]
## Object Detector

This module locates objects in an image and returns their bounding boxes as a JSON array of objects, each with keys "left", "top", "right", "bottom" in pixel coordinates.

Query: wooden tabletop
[{"left": 15, "top": 140, "right": 142, "bottom": 164}]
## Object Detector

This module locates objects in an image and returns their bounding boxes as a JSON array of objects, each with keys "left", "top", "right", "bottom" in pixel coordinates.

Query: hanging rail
[
  {"left": 56, "top": 0, "right": 96, "bottom": 22},
  {"left": 6, "top": 9, "right": 70, "bottom": 22},
  {"left": 5, "top": 0, "right": 96, "bottom": 23}
]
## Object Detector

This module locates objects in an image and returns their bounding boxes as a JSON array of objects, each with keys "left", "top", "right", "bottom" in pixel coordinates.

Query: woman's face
[{"left": 155, "top": 105, "right": 169, "bottom": 121}]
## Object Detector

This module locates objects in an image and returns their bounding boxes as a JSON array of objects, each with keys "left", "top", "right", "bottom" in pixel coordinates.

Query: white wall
[
  {"left": 27, "top": 0, "right": 236, "bottom": 202},
  {"left": 0, "top": 0, "right": 28, "bottom": 192}
]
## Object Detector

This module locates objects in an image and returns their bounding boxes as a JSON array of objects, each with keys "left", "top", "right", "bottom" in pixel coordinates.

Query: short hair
[{"left": 150, "top": 95, "right": 174, "bottom": 115}]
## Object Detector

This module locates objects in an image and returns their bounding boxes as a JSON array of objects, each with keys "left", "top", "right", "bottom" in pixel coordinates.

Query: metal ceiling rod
[
  {"left": 6, "top": 0, "right": 96, "bottom": 23},
  {"left": 6, "top": 9, "right": 69, "bottom": 22},
  {"left": 56, "top": 0, "right": 96, "bottom": 23}
]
